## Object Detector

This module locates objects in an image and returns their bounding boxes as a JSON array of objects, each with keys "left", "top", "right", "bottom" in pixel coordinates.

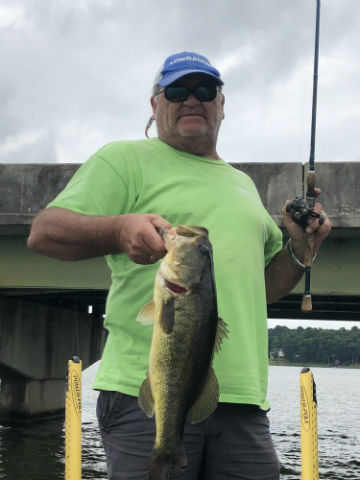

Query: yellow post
[
  {"left": 300, "top": 367, "right": 319, "bottom": 480},
  {"left": 65, "top": 356, "right": 82, "bottom": 480}
]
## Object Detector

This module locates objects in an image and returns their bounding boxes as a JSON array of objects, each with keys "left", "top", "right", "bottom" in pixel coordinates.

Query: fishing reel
[{"left": 286, "top": 195, "right": 324, "bottom": 229}]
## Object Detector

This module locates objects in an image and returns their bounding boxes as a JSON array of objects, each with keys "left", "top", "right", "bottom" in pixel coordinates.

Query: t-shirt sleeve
[
  {"left": 47, "top": 150, "right": 138, "bottom": 216},
  {"left": 264, "top": 211, "right": 283, "bottom": 267}
]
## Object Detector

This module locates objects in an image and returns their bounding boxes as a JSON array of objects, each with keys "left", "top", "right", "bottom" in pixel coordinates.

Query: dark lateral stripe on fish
[{"left": 165, "top": 279, "right": 187, "bottom": 294}]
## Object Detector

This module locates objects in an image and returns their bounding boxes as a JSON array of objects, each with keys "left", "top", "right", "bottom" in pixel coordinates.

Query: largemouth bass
[{"left": 136, "top": 225, "right": 227, "bottom": 480}]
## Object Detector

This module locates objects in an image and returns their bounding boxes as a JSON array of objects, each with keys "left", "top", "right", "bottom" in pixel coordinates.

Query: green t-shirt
[{"left": 48, "top": 138, "right": 283, "bottom": 409}]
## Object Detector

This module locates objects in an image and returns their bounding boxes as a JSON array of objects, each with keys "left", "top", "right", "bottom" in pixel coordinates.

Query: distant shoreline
[{"left": 268, "top": 359, "right": 360, "bottom": 369}]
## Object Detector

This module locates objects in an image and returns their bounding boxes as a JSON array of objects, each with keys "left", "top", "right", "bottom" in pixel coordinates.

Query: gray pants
[{"left": 97, "top": 391, "right": 280, "bottom": 480}]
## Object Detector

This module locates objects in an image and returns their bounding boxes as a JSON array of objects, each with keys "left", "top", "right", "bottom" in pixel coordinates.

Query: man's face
[{"left": 150, "top": 74, "right": 225, "bottom": 157}]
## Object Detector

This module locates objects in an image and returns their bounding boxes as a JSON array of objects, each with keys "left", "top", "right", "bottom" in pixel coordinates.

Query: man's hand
[
  {"left": 282, "top": 187, "right": 331, "bottom": 261},
  {"left": 265, "top": 188, "right": 332, "bottom": 304},
  {"left": 116, "top": 214, "right": 171, "bottom": 264}
]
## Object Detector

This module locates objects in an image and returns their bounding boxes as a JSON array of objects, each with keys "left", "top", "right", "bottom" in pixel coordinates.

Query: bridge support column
[
  {"left": 0, "top": 376, "right": 66, "bottom": 418},
  {"left": 0, "top": 296, "right": 106, "bottom": 420}
]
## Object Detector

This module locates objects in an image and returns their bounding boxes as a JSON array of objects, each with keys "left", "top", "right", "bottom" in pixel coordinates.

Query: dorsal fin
[{"left": 214, "top": 317, "right": 229, "bottom": 354}]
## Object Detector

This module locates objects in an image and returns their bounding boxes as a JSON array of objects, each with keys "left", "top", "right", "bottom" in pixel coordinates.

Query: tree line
[{"left": 268, "top": 326, "right": 360, "bottom": 366}]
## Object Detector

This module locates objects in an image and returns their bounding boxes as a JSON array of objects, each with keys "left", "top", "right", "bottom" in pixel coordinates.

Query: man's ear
[
  {"left": 220, "top": 94, "right": 225, "bottom": 120},
  {"left": 150, "top": 96, "right": 157, "bottom": 113}
]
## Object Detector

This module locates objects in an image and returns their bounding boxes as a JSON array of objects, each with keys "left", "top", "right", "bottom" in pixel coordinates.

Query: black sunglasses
[{"left": 156, "top": 83, "right": 219, "bottom": 103}]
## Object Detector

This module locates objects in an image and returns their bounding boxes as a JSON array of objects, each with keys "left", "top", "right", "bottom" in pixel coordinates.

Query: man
[{"left": 28, "top": 52, "right": 331, "bottom": 480}]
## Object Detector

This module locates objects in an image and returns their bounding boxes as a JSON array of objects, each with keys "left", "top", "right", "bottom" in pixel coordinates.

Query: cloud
[
  {"left": 1, "top": 0, "right": 359, "bottom": 164},
  {"left": 0, "top": 129, "right": 46, "bottom": 156},
  {"left": 55, "top": 119, "right": 113, "bottom": 163},
  {"left": 0, "top": 4, "right": 26, "bottom": 28}
]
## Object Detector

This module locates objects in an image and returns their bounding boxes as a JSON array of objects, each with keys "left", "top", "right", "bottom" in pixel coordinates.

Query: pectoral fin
[
  {"left": 214, "top": 317, "right": 228, "bottom": 353},
  {"left": 136, "top": 300, "right": 155, "bottom": 325},
  {"left": 159, "top": 297, "right": 175, "bottom": 334},
  {"left": 187, "top": 366, "right": 219, "bottom": 424},
  {"left": 138, "top": 375, "right": 155, "bottom": 418}
]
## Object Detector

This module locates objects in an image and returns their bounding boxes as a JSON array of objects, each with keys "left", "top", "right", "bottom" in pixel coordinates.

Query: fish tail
[{"left": 149, "top": 445, "right": 187, "bottom": 480}]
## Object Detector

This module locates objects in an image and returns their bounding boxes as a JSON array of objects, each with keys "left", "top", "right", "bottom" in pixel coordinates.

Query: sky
[
  {"left": 1, "top": 1, "right": 359, "bottom": 330},
  {"left": 1, "top": 0, "right": 360, "bottom": 166}
]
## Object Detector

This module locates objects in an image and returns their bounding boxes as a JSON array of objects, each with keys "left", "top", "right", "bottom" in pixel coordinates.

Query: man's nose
[{"left": 182, "top": 93, "right": 200, "bottom": 105}]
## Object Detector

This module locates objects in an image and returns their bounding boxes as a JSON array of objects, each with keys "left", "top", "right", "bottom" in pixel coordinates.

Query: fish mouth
[
  {"left": 174, "top": 225, "right": 209, "bottom": 238},
  {"left": 165, "top": 279, "right": 188, "bottom": 294}
]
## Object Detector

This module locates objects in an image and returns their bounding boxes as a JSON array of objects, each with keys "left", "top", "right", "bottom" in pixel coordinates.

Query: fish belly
[{"left": 150, "top": 296, "right": 216, "bottom": 453}]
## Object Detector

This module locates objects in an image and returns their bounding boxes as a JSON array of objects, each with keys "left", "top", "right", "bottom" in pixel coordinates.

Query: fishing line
[{"left": 74, "top": 294, "right": 80, "bottom": 357}]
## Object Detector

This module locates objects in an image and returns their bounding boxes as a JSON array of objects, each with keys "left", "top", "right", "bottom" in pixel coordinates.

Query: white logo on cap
[{"left": 169, "top": 56, "right": 211, "bottom": 67}]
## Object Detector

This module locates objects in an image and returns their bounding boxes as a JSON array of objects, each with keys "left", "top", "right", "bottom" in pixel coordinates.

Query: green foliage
[{"left": 268, "top": 326, "right": 360, "bottom": 366}]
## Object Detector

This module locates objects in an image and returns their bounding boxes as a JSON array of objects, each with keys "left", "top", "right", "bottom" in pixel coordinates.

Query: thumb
[
  {"left": 282, "top": 200, "right": 292, "bottom": 217},
  {"left": 148, "top": 214, "right": 172, "bottom": 231}
]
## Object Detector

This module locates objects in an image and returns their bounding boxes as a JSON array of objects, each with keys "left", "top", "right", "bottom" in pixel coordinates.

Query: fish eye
[{"left": 199, "top": 245, "right": 210, "bottom": 256}]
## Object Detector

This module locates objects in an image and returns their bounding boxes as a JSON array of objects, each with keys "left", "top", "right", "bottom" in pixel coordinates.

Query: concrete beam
[
  {"left": 234, "top": 162, "right": 360, "bottom": 231},
  {"left": 0, "top": 236, "right": 110, "bottom": 289},
  {"left": 232, "top": 162, "right": 302, "bottom": 225},
  {"left": 1, "top": 162, "right": 359, "bottom": 233},
  {"left": 0, "top": 163, "right": 78, "bottom": 234},
  {"left": 0, "top": 162, "right": 359, "bottom": 296}
]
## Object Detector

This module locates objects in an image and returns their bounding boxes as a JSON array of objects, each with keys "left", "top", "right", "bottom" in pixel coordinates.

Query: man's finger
[
  {"left": 313, "top": 201, "right": 323, "bottom": 214},
  {"left": 142, "top": 225, "right": 168, "bottom": 257},
  {"left": 149, "top": 214, "right": 172, "bottom": 231},
  {"left": 314, "top": 187, "right": 322, "bottom": 198}
]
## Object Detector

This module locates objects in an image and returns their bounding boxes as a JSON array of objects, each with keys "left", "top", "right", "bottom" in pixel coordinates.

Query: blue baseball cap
[{"left": 154, "top": 51, "right": 224, "bottom": 87}]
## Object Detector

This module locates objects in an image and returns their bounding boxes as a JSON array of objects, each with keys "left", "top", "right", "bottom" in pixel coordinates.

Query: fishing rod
[{"left": 286, "top": 0, "right": 323, "bottom": 312}]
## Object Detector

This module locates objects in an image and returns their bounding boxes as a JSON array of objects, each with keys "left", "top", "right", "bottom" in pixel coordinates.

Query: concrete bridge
[{"left": 0, "top": 162, "right": 359, "bottom": 419}]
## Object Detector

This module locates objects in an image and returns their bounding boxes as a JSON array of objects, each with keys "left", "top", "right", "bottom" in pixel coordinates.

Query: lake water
[
  {"left": 268, "top": 366, "right": 360, "bottom": 480},
  {"left": 0, "top": 365, "right": 359, "bottom": 479}
]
